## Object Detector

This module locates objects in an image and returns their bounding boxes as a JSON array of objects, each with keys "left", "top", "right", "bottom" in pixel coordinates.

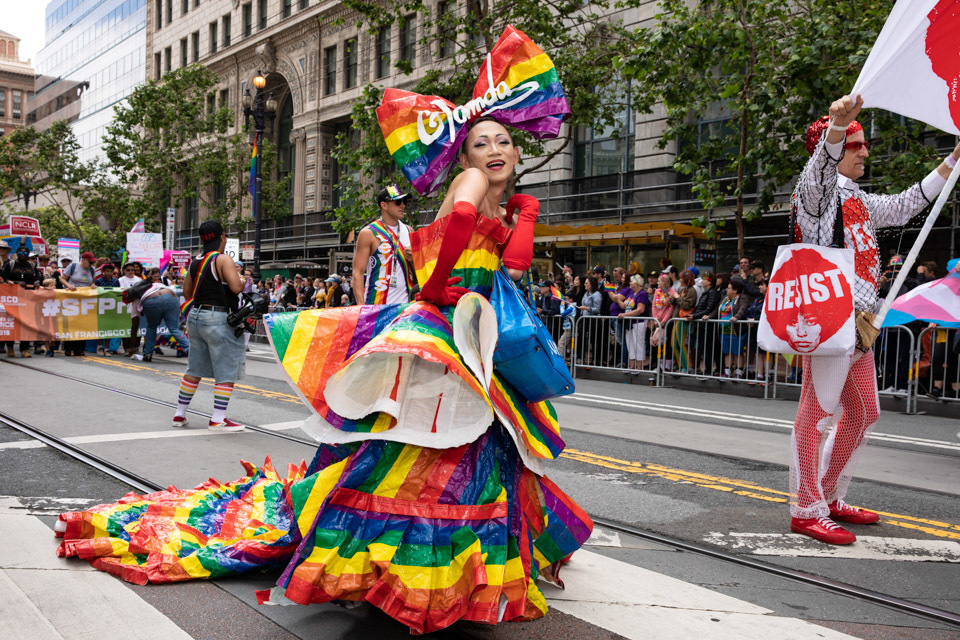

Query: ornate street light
[
  {"left": 16, "top": 188, "right": 39, "bottom": 210},
  {"left": 242, "top": 69, "right": 276, "bottom": 284}
]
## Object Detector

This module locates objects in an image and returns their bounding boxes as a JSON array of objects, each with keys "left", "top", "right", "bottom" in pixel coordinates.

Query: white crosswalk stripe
[{"left": 703, "top": 531, "right": 960, "bottom": 562}]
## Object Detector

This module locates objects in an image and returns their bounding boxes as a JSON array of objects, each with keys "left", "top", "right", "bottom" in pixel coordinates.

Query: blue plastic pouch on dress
[{"left": 490, "top": 266, "right": 574, "bottom": 402}]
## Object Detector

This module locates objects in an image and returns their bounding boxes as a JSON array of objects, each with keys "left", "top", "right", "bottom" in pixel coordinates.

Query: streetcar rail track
[
  {"left": 2, "top": 379, "right": 959, "bottom": 631},
  {"left": 15, "top": 356, "right": 959, "bottom": 459}
]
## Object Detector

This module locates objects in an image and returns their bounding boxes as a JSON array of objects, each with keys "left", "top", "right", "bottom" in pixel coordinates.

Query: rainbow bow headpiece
[{"left": 376, "top": 25, "right": 569, "bottom": 195}]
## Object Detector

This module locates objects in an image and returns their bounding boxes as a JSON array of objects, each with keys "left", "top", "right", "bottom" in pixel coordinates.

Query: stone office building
[
  {"left": 158, "top": 1, "right": 923, "bottom": 278},
  {"left": 0, "top": 31, "right": 35, "bottom": 137}
]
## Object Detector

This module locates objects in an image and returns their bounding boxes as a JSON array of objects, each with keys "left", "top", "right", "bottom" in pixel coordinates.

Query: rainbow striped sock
[
  {"left": 211, "top": 383, "right": 233, "bottom": 423},
  {"left": 176, "top": 377, "right": 198, "bottom": 418}
]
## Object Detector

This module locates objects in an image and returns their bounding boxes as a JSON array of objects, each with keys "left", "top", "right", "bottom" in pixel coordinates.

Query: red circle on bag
[{"left": 765, "top": 248, "right": 852, "bottom": 353}]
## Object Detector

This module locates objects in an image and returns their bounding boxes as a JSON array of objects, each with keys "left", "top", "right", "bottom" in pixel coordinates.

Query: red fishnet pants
[{"left": 789, "top": 349, "right": 880, "bottom": 519}]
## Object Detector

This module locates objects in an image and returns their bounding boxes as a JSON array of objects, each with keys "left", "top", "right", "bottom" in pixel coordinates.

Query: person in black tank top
[
  {"left": 189, "top": 254, "right": 240, "bottom": 311},
  {"left": 174, "top": 220, "right": 246, "bottom": 433}
]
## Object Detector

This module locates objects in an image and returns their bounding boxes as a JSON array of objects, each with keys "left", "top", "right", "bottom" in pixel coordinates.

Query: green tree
[
  {"left": 624, "top": 0, "right": 931, "bottom": 257},
  {"left": 330, "top": 1, "right": 639, "bottom": 232},
  {"left": 0, "top": 121, "right": 137, "bottom": 256},
  {"left": 103, "top": 64, "right": 290, "bottom": 233}
]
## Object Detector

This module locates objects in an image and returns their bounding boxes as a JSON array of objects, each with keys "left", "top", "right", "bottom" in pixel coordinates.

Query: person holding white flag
[{"left": 787, "top": 94, "right": 960, "bottom": 545}]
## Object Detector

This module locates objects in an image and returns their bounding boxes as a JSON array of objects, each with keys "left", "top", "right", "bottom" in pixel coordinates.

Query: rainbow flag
[
  {"left": 56, "top": 459, "right": 310, "bottom": 584},
  {"left": 377, "top": 25, "right": 569, "bottom": 195},
  {"left": 549, "top": 285, "right": 562, "bottom": 300},
  {"left": 248, "top": 132, "right": 259, "bottom": 214},
  {"left": 603, "top": 282, "right": 617, "bottom": 292}
]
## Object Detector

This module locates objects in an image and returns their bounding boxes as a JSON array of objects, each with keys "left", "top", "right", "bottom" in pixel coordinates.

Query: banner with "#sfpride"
[
  {"left": 0, "top": 283, "right": 132, "bottom": 341},
  {"left": 758, "top": 246, "right": 856, "bottom": 357}
]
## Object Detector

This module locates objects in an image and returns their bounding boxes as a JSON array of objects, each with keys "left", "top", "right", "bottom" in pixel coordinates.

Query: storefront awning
[{"left": 534, "top": 221, "right": 716, "bottom": 246}]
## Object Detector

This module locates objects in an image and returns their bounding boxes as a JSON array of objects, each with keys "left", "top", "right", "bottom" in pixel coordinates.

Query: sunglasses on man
[{"left": 844, "top": 140, "right": 869, "bottom": 152}]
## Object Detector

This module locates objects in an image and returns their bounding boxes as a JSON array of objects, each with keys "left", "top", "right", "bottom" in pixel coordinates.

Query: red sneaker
[
  {"left": 171, "top": 416, "right": 189, "bottom": 428},
  {"left": 790, "top": 516, "right": 856, "bottom": 545},
  {"left": 208, "top": 418, "right": 245, "bottom": 433},
  {"left": 828, "top": 499, "right": 879, "bottom": 525}
]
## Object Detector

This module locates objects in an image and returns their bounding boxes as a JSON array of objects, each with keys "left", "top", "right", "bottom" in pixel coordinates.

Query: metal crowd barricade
[
  {"left": 873, "top": 325, "right": 918, "bottom": 413},
  {"left": 657, "top": 318, "right": 772, "bottom": 394},
  {"left": 916, "top": 325, "right": 960, "bottom": 408},
  {"left": 570, "top": 315, "right": 662, "bottom": 383},
  {"left": 768, "top": 324, "right": 918, "bottom": 414},
  {"left": 537, "top": 313, "right": 575, "bottom": 374}
]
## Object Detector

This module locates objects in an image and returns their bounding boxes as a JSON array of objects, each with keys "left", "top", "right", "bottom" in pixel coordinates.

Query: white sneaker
[{"left": 208, "top": 419, "right": 245, "bottom": 433}]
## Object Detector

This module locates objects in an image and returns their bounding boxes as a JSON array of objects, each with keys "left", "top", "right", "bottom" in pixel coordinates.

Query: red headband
[{"left": 805, "top": 116, "right": 862, "bottom": 155}]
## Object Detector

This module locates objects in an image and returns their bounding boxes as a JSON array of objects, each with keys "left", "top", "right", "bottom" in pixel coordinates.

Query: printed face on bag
[
  {"left": 784, "top": 313, "right": 823, "bottom": 353},
  {"left": 765, "top": 248, "right": 852, "bottom": 352}
]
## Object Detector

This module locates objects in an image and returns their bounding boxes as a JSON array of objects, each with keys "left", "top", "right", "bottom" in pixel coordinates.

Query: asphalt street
[{"left": 1, "top": 346, "right": 958, "bottom": 639}]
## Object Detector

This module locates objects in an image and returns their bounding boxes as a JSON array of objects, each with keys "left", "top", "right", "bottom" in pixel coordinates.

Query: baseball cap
[
  {"left": 648, "top": 270, "right": 658, "bottom": 278},
  {"left": 61, "top": 256, "right": 72, "bottom": 263},
  {"left": 199, "top": 219, "right": 224, "bottom": 244},
  {"left": 688, "top": 266, "right": 700, "bottom": 276},
  {"left": 377, "top": 183, "right": 411, "bottom": 204},
  {"left": 888, "top": 255, "right": 904, "bottom": 267},
  {"left": 750, "top": 260, "right": 765, "bottom": 271},
  {"left": 661, "top": 265, "right": 678, "bottom": 274},
  {"left": 81, "top": 251, "right": 96, "bottom": 261}
]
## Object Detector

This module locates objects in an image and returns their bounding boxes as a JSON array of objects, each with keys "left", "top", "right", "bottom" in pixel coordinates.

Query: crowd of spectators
[
  {"left": 530, "top": 256, "right": 778, "bottom": 381},
  {"left": 262, "top": 272, "right": 355, "bottom": 311}
]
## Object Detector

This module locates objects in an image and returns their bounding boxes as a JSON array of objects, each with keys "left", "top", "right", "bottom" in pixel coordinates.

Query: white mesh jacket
[{"left": 791, "top": 133, "right": 946, "bottom": 312}]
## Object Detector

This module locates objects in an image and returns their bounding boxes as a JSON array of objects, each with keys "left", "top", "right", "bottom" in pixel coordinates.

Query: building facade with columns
[
  {"left": 0, "top": 31, "right": 35, "bottom": 137},
  {"left": 146, "top": 0, "right": 721, "bottom": 277},
  {"left": 155, "top": 1, "right": 886, "bottom": 278}
]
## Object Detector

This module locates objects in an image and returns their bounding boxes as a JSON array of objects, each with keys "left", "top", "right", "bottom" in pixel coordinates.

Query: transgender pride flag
[
  {"left": 131, "top": 218, "right": 145, "bottom": 233},
  {"left": 883, "top": 259, "right": 960, "bottom": 328}
]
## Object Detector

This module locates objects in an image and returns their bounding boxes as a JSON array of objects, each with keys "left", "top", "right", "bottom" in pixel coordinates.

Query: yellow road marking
[
  {"left": 560, "top": 448, "right": 960, "bottom": 539},
  {"left": 81, "top": 356, "right": 303, "bottom": 404}
]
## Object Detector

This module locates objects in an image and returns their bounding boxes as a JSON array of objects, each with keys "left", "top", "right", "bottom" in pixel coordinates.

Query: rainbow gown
[{"left": 55, "top": 215, "right": 593, "bottom": 634}]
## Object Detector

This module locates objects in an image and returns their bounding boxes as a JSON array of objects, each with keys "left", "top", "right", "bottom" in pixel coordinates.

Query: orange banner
[{"left": 0, "top": 283, "right": 132, "bottom": 341}]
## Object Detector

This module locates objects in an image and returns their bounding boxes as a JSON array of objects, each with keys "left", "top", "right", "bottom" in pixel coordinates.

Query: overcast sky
[{"left": 5, "top": 2, "right": 49, "bottom": 65}]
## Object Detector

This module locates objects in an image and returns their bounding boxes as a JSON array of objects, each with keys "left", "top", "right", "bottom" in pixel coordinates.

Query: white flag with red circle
[
  {"left": 758, "top": 245, "right": 856, "bottom": 357},
  {"left": 852, "top": 0, "right": 960, "bottom": 136}
]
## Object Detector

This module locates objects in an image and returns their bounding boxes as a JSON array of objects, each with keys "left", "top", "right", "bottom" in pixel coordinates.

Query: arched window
[{"left": 277, "top": 96, "right": 295, "bottom": 214}]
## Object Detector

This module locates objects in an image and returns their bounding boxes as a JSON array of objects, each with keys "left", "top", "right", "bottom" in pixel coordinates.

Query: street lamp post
[{"left": 242, "top": 70, "right": 276, "bottom": 285}]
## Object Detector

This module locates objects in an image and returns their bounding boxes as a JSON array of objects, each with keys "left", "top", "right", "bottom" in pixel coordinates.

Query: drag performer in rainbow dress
[{"left": 54, "top": 26, "right": 592, "bottom": 634}]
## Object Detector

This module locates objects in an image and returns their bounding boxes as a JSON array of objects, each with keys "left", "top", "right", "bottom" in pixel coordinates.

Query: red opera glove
[
  {"left": 416, "top": 276, "right": 470, "bottom": 306},
  {"left": 502, "top": 194, "right": 540, "bottom": 272},
  {"left": 416, "top": 201, "right": 479, "bottom": 306}
]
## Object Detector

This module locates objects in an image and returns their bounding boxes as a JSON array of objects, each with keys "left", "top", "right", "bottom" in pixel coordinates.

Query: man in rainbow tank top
[{"left": 351, "top": 184, "right": 415, "bottom": 305}]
